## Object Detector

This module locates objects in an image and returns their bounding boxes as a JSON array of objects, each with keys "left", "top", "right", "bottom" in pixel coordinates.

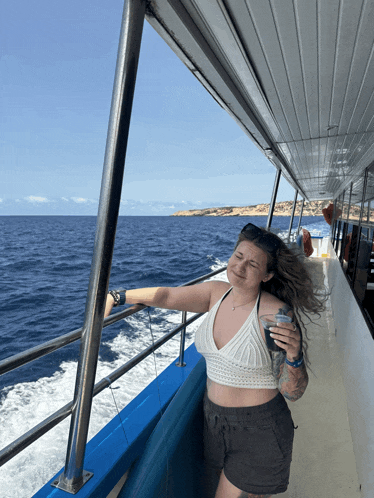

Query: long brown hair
[{"left": 235, "top": 228, "right": 327, "bottom": 371}]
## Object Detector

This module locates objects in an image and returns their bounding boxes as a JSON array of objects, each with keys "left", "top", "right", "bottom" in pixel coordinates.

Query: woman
[{"left": 105, "top": 223, "right": 325, "bottom": 498}]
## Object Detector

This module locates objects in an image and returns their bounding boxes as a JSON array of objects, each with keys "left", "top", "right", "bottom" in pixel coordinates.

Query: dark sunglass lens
[
  {"left": 241, "top": 224, "right": 281, "bottom": 255},
  {"left": 241, "top": 223, "right": 260, "bottom": 235}
]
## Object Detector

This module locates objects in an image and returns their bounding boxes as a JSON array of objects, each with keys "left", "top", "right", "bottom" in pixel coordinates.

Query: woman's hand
[
  {"left": 104, "top": 293, "right": 115, "bottom": 318},
  {"left": 269, "top": 322, "right": 302, "bottom": 361}
]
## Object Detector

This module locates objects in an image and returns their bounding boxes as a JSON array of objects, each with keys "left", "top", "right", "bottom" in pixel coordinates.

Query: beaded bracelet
[
  {"left": 285, "top": 353, "right": 304, "bottom": 368},
  {"left": 109, "top": 289, "right": 127, "bottom": 307}
]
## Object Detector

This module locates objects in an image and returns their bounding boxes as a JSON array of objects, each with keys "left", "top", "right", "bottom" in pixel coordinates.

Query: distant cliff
[{"left": 171, "top": 200, "right": 333, "bottom": 217}]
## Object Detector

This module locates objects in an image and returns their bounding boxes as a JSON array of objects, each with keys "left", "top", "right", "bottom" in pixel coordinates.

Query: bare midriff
[{"left": 207, "top": 379, "right": 279, "bottom": 407}]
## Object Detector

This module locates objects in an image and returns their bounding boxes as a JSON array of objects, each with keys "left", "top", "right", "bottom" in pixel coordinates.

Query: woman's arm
[
  {"left": 104, "top": 280, "right": 229, "bottom": 318},
  {"left": 269, "top": 319, "right": 308, "bottom": 401},
  {"left": 278, "top": 359, "right": 309, "bottom": 402},
  {"left": 264, "top": 300, "right": 308, "bottom": 402}
]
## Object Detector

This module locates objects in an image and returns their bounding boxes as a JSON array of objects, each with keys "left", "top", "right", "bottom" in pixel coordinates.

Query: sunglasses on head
[{"left": 240, "top": 223, "right": 282, "bottom": 256}]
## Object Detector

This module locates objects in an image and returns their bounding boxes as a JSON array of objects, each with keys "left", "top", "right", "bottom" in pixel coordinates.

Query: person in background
[{"left": 105, "top": 223, "right": 326, "bottom": 498}]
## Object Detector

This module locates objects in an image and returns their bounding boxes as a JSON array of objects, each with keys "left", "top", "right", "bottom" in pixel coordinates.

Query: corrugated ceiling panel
[
  {"left": 299, "top": 138, "right": 312, "bottom": 172},
  {"left": 317, "top": 0, "right": 340, "bottom": 137},
  {"left": 358, "top": 91, "right": 374, "bottom": 132},
  {"left": 225, "top": 0, "right": 294, "bottom": 141},
  {"left": 339, "top": 1, "right": 374, "bottom": 135},
  {"left": 294, "top": 140, "right": 311, "bottom": 179},
  {"left": 328, "top": 0, "right": 364, "bottom": 135},
  {"left": 240, "top": 0, "right": 304, "bottom": 141},
  {"left": 190, "top": 0, "right": 281, "bottom": 140},
  {"left": 324, "top": 136, "right": 339, "bottom": 174},
  {"left": 271, "top": 0, "right": 310, "bottom": 139},
  {"left": 148, "top": 0, "right": 374, "bottom": 200},
  {"left": 345, "top": 133, "right": 370, "bottom": 167},
  {"left": 330, "top": 135, "right": 349, "bottom": 176},
  {"left": 283, "top": 140, "right": 303, "bottom": 178},
  {"left": 317, "top": 136, "right": 329, "bottom": 179},
  {"left": 293, "top": 0, "right": 319, "bottom": 139},
  {"left": 148, "top": 0, "right": 280, "bottom": 149}
]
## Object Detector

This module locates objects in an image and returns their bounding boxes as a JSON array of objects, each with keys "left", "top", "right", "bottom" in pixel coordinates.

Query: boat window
[
  {"left": 362, "top": 201, "right": 370, "bottom": 224},
  {"left": 335, "top": 219, "right": 343, "bottom": 257},
  {"left": 354, "top": 226, "right": 374, "bottom": 302},
  {"left": 338, "top": 221, "right": 348, "bottom": 266},
  {"left": 348, "top": 195, "right": 362, "bottom": 224},
  {"left": 336, "top": 193, "right": 344, "bottom": 223},
  {"left": 342, "top": 184, "right": 352, "bottom": 223},
  {"left": 332, "top": 199, "right": 340, "bottom": 250},
  {"left": 331, "top": 165, "right": 374, "bottom": 334},
  {"left": 345, "top": 224, "right": 360, "bottom": 282},
  {"left": 364, "top": 164, "right": 374, "bottom": 225},
  {"left": 369, "top": 201, "right": 374, "bottom": 225},
  {"left": 333, "top": 194, "right": 344, "bottom": 254}
]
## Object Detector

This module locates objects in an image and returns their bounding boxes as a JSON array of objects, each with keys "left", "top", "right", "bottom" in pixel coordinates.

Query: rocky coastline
[{"left": 171, "top": 200, "right": 333, "bottom": 217}]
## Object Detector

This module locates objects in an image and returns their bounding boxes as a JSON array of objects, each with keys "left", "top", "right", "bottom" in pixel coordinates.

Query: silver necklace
[
  {"left": 232, "top": 304, "right": 250, "bottom": 311},
  {"left": 231, "top": 295, "right": 256, "bottom": 311}
]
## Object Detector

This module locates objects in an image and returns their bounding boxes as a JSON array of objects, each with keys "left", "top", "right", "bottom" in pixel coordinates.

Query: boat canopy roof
[{"left": 146, "top": 0, "right": 374, "bottom": 203}]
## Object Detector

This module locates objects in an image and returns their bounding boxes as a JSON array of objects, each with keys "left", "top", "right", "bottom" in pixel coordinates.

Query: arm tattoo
[
  {"left": 279, "top": 361, "right": 308, "bottom": 401},
  {"left": 274, "top": 303, "right": 307, "bottom": 401},
  {"left": 271, "top": 350, "right": 287, "bottom": 379},
  {"left": 277, "top": 304, "right": 292, "bottom": 316}
]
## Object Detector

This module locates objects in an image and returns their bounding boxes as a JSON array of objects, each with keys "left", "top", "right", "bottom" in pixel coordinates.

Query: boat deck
[{"left": 278, "top": 257, "right": 361, "bottom": 498}]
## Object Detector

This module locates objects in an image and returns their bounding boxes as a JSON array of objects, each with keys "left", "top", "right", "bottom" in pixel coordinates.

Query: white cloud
[
  {"left": 0, "top": 198, "right": 3, "bottom": 203},
  {"left": 25, "top": 196, "right": 49, "bottom": 203},
  {"left": 61, "top": 197, "right": 69, "bottom": 202},
  {"left": 71, "top": 197, "right": 96, "bottom": 204}
]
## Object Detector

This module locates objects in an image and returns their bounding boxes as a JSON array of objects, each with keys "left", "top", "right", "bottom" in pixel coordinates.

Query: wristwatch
[{"left": 109, "top": 289, "right": 127, "bottom": 306}]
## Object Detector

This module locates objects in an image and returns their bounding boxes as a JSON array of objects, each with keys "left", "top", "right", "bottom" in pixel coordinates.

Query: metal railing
[
  {"left": 0, "top": 265, "right": 227, "bottom": 468},
  {"left": 0, "top": 267, "right": 226, "bottom": 378}
]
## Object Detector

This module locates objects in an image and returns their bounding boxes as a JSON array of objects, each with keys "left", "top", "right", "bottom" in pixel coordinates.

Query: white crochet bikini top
[{"left": 195, "top": 287, "right": 278, "bottom": 389}]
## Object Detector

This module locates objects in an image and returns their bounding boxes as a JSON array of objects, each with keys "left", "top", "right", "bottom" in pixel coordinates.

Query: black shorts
[{"left": 203, "top": 391, "right": 296, "bottom": 495}]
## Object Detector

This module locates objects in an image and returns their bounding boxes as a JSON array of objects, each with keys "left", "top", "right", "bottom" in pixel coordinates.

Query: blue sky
[{"left": 1, "top": 0, "right": 295, "bottom": 215}]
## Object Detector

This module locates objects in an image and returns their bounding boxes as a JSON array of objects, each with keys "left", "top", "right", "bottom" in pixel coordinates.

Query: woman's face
[{"left": 227, "top": 240, "right": 274, "bottom": 290}]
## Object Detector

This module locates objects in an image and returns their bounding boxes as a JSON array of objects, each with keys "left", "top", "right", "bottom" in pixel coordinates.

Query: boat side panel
[
  {"left": 325, "top": 241, "right": 374, "bottom": 498},
  {"left": 119, "top": 355, "right": 207, "bottom": 498},
  {"left": 32, "top": 344, "right": 203, "bottom": 498}
]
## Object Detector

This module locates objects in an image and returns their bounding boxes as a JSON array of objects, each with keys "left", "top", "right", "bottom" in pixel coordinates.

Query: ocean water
[{"left": 0, "top": 215, "right": 328, "bottom": 497}]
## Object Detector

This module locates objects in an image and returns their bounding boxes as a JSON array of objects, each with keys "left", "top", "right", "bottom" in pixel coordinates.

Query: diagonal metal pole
[
  {"left": 53, "top": 0, "right": 147, "bottom": 493},
  {"left": 297, "top": 198, "right": 305, "bottom": 233},
  {"left": 176, "top": 311, "right": 187, "bottom": 367},
  {"left": 287, "top": 189, "right": 298, "bottom": 241},
  {"left": 266, "top": 168, "right": 281, "bottom": 230}
]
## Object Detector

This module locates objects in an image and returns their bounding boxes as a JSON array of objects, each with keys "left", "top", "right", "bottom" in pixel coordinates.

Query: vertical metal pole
[
  {"left": 347, "top": 183, "right": 353, "bottom": 223},
  {"left": 297, "top": 198, "right": 305, "bottom": 233},
  {"left": 367, "top": 200, "right": 371, "bottom": 223},
  {"left": 266, "top": 169, "right": 281, "bottom": 230},
  {"left": 176, "top": 311, "right": 187, "bottom": 367},
  {"left": 53, "top": 0, "right": 147, "bottom": 493},
  {"left": 287, "top": 189, "right": 298, "bottom": 241}
]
